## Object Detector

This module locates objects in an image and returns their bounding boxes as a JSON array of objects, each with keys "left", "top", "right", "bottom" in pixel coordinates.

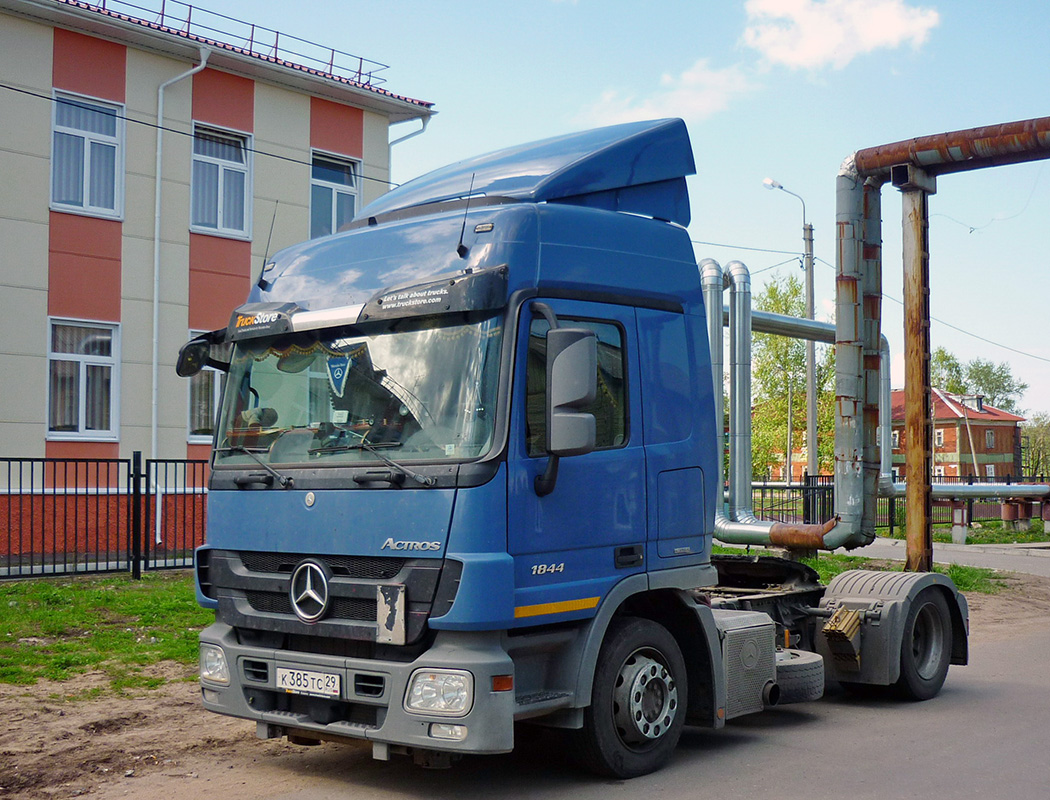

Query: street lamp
[{"left": 763, "top": 178, "right": 817, "bottom": 483}]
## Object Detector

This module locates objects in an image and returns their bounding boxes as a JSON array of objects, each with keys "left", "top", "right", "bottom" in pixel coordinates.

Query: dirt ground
[{"left": 3, "top": 571, "right": 1049, "bottom": 800}]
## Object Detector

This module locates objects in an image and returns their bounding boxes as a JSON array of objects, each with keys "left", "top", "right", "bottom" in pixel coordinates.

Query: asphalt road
[{"left": 200, "top": 611, "right": 1046, "bottom": 800}]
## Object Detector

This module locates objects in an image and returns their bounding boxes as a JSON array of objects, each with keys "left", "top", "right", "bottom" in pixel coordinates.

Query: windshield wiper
[
  {"left": 219, "top": 445, "right": 294, "bottom": 489},
  {"left": 310, "top": 439, "right": 435, "bottom": 487},
  {"left": 359, "top": 440, "right": 436, "bottom": 487}
]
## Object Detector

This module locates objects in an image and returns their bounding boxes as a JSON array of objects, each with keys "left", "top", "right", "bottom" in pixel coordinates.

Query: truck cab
[{"left": 184, "top": 118, "right": 967, "bottom": 777}]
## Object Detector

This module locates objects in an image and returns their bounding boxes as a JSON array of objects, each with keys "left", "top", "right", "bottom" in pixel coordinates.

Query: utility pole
[{"left": 764, "top": 178, "right": 818, "bottom": 479}]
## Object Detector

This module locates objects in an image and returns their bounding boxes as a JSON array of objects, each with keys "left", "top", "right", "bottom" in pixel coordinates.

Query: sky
[{"left": 203, "top": 0, "right": 1050, "bottom": 416}]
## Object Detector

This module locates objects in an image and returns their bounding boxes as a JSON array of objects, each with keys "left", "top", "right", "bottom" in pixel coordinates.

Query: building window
[
  {"left": 985, "top": 464, "right": 996, "bottom": 478},
  {"left": 191, "top": 125, "right": 251, "bottom": 237},
  {"left": 187, "top": 332, "right": 223, "bottom": 443},
  {"left": 51, "top": 92, "right": 123, "bottom": 218},
  {"left": 891, "top": 430, "right": 900, "bottom": 449},
  {"left": 48, "top": 320, "right": 119, "bottom": 439},
  {"left": 310, "top": 153, "right": 359, "bottom": 238},
  {"left": 985, "top": 429, "right": 995, "bottom": 450},
  {"left": 934, "top": 428, "right": 944, "bottom": 448}
]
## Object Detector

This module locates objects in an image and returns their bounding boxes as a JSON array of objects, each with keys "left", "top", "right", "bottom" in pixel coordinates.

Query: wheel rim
[
  {"left": 912, "top": 602, "right": 947, "bottom": 680},
  {"left": 612, "top": 649, "right": 678, "bottom": 746}
]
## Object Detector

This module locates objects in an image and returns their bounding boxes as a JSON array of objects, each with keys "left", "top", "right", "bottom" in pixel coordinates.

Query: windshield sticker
[{"left": 327, "top": 355, "right": 351, "bottom": 397}]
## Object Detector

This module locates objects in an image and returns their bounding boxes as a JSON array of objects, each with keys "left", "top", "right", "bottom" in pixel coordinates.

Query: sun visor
[{"left": 360, "top": 265, "right": 508, "bottom": 322}]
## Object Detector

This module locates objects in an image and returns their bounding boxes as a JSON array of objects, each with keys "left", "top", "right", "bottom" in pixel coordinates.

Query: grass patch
[
  {"left": 0, "top": 571, "right": 212, "bottom": 693},
  {"left": 714, "top": 544, "right": 1003, "bottom": 594},
  {"left": 878, "top": 519, "right": 1047, "bottom": 545}
]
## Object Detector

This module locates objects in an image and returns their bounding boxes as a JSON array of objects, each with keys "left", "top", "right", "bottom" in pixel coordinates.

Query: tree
[
  {"left": 930, "top": 346, "right": 1028, "bottom": 413},
  {"left": 1022, "top": 412, "right": 1050, "bottom": 476},
  {"left": 930, "top": 347, "right": 966, "bottom": 394},
  {"left": 750, "top": 274, "right": 835, "bottom": 478}
]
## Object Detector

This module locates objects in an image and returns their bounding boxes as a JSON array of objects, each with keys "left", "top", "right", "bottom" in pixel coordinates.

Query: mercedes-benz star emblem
[{"left": 289, "top": 560, "right": 330, "bottom": 623}]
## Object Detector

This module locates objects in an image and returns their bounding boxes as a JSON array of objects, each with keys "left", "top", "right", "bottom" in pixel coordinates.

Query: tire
[
  {"left": 577, "top": 617, "right": 688, "bottom": 779},
  {"left": 775, "top": 649, "right": 824, "bottom": 704},
  {"left": 895, "top": 587, "right": 952, "bottom": 701}
]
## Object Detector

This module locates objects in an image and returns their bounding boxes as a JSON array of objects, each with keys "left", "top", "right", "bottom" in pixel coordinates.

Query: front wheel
[
  {"left": 896, "top": 588, "right": 952, "bottom": 701},
  {"left": 578, "top": 617, "right": 688, "bottom": 778}
]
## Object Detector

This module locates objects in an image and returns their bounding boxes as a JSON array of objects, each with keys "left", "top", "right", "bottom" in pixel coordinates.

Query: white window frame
[
  {"left": 891, "top": 430, "right": 900, "bottom": 449},
  {"left": 190, "top": 123, "right": 253, "bottom": 239},
  {"left": 310, "top": 150, "right": 360, "bottom": 238},
  {"left": 934, "top": 428, "right": 944, "bottom": 448},
  {"left": 186, "top": 330, "right": 224, "bottom": 444},
  {"left": 50, "top": 90, "right": 125, "bottom": 220},
  {"left": 985, "top": 429, "right": 995, "bottom": 450},
  {"left": 933, "top": 465, "right": 945, "bottom": 478},
  {"left": 985, "top": 464, "right": 996, "bottom": 478},
  {"left": 46, "top": 318, "right": 120, "bottom": 441}
]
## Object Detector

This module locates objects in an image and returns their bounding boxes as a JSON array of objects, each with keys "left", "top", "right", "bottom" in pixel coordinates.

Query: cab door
[{"left": 506, "top": 299, "right": 646, "bottom": 624}]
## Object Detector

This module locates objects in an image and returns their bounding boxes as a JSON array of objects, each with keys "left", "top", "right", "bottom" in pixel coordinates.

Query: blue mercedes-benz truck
[{"left": 180, "top": 119, "right": 968, "bottom": 777}]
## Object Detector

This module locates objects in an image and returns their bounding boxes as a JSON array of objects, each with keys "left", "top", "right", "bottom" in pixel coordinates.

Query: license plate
[{"left": 276, "top": 667, "right": 341, "bottom": 698}]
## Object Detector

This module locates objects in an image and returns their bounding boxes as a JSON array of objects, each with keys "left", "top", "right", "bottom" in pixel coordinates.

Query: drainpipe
[
  {"left": 152, "top": 47, "right": 210, "bottom": 461},
  {"left": 389, "top": 115, "right": 430, "bottom": 147}
]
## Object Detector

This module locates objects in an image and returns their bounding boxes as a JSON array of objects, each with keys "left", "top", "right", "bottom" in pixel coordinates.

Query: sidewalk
[{"left": 852, "top": 536, "right": 1050, "bottom": 578}]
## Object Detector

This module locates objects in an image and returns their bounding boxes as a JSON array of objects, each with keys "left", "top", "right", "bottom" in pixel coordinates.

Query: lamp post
[{"left": 763, "top": 178, "right": 817, "bottom": 482}]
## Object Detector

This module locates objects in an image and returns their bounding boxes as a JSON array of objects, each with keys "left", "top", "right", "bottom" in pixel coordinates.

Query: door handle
[{"left": 614, "top": 545, "right": 644, "bottom": 569}]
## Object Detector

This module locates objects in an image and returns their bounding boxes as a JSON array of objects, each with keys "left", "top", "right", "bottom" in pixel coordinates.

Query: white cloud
[
  {"left": 577, "top": 59, "right": 754, "bottom": 127},
  {"left": 742, "top": 0, "right": 940, "bottom": 70}
]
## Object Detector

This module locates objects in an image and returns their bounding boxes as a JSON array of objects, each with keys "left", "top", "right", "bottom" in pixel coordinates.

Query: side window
[
  {"left": 525, "top": 318, "right": 627, "bottom": 457},
  {"left": 51, "top": 93, "right": 123, "bottom": 218},
  {"left": 191, "top": 125, "right": 251, "bottom": 237},
  {"left": 310, "top": 153, "right": 359, "bottom": 238},
  {"left": 985, "top": 429, "right": 995, "bottom": 450}
]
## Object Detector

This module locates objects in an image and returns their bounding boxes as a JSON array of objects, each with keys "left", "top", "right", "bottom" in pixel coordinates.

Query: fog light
[
  {"left": 429, "top": 723, "right": 468, "bottom": 741},
  {"left": 405, "top": 669, "right": 473, "bottom": 716},
  {"left": 200, "top": 644, "right": 230, "bottom": 685}
]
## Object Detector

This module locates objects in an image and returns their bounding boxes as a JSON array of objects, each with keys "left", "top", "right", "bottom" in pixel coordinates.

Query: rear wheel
[
  {"left": 578, "top": 617, "right": 687, "bottom": 778},
  {"left": 896, "top": 588, "right": 952, "bottom": 701}
]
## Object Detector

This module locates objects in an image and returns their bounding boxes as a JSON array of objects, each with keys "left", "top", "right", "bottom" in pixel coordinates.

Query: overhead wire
[
  {"left": 812, "top": 257, "right": 1050, "bottom": 365},
  {"left": 0, "top": 81, "right": 401, "bottom": 188}
]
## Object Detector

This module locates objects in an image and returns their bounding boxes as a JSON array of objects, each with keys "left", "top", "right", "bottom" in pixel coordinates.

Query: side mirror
[
  {"left": 546, "top": 327, "right": 597, "bottom": 457},
  {"left": 176, "top": 340, "right": 210, "bottom": 377},
  {"left": 176, "top": 331, "right": 231, "bottom": 378}
]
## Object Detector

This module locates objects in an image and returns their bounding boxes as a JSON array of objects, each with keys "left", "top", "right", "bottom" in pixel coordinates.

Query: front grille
[
  {"left": 243, "top": 659, "right": 269, "bottom": 683},
  {"left": 213, "top": 549, "right": 450, "bottom": 645},
  {"left": 245, "top": 590, "right": 377, "bottom": 621},
  {"left": 240, "top": 552, "right": 405, "bottom": 579}
]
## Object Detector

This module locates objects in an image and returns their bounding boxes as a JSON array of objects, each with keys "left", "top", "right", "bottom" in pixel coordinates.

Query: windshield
[{"left": 214, "top": 313, "right": 503, "bottom": 468}]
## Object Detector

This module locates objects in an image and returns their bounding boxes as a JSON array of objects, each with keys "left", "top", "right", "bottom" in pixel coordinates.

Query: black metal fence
[
  {"left": 744, "top": 473, "right": 1049, "bottom": 530},
  {"left": 1, "top": 453, "right": 207, "bottom": 580},
  {"left": 3, "top": 454, "right": 1046, "bottom": 580}
]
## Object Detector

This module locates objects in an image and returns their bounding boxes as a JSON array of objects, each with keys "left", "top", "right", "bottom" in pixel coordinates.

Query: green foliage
[
  {"left": 750, "top": 273, "right": 835, "bottom": 478},
  {"left": 1022, "top": 412, "right": 1050, "bottom": 476},
  {"left": 930, "top": 346, "right": 1028, "bottom": 413},
  {"left": 0, "top": 572, "right": 212, "bottom": 693}
]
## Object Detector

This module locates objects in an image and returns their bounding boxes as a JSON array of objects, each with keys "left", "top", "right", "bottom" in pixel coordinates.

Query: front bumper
[{"left": 199, "top": 622, "right": 516, "bottom": 754}]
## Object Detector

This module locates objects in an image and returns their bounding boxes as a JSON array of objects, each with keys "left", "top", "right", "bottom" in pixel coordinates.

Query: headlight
[
  {"left": 200, "top": 644, "right": 230, "bottom": 685},
  {"left": 404, "top": 669, "right": 474, "bottom": 716}
]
